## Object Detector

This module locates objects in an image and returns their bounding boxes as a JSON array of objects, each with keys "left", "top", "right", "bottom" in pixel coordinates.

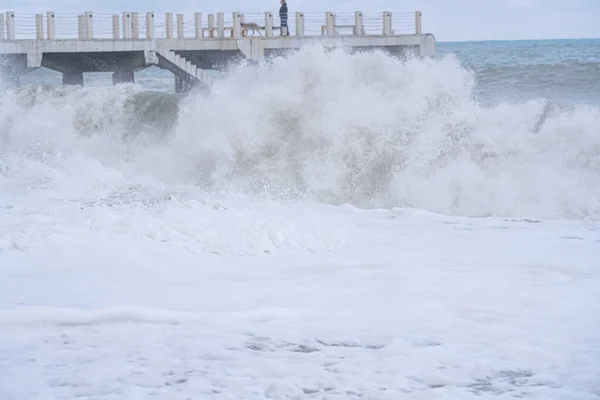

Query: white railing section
[{"left": 0, "top": 10, "right": 424, "bottom": 40}]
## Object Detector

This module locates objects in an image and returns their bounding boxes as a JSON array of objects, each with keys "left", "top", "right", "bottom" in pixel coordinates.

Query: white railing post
[
  {"left": 415, "top": 11, "right": 422, "bottom": 34},
  {"left": 6, "top": 12, "right": 15, "bottom": 41},
  {"left": 176, "top": 13, "right": 184, "bottom": 38},
  {"left": 165, "top": 12, "right": 173, "bottom": 39},
  {"left": 354, "top": 11, "right": 363, "bottom": 35},
  {"left": 84, "top": 12, "right": 93, "bottom": 40},
  {"left": 131, "top": 12, "right": 139, "bottom": 39},
  {"left": 194, "top": 12, "right": 202, "bottom": 38},
  {"left": 47, "top": 12, "right": 55, "bottom": 40},
  {"left": 295, "top": 12, "right": 304, "bottom": 36},
  {"left": 146, "top": 12, "right": 154, "bottom": 38},
  {"left": 264, "top": 12, "right": 273, "bottom": 37},
  {"left": 35, "top": 14, "right": 43, "bottom": 40},
  {"left": 112, "top": 15, "right": 120, "bottom": 39},
  {"left": 325, "top": 12, "right": 334, "bottom": 37},
  {"left": 77, "top": 15, "right": 85, "bottom": 40},
  {"left": 123, "top": 12, "right": 132, "bottom": 39},
  {"left": 207, "top": 14, "right": 214, "bottom": 37},
  {"left": 233, "top": 12, "right": 241, "bottom": 38},
  {"left": 0, "top": 14, "right": 5, "bottom": 40},
  {"left": 216, "top": 12, "right": 224, "bottom": 37},
  {"left": 383, "top": 11, "right": 392, "bottom": 36}
]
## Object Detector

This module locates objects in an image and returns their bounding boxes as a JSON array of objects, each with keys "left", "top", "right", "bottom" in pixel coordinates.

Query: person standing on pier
[{"left": 279, "top": 0, "right": 289, "bottom": 36}]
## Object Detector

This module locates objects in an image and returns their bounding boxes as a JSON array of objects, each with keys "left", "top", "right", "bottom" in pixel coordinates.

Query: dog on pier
[{"left": 241, "top": 21, "right": 263, "bottom": 36}]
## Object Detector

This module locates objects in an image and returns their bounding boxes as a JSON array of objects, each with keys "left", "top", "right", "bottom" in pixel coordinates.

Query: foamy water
[
  {"left": 1, "top": 45, "right": 599, "bottom": 399},
  {"left": 2, "top": 47, "right": 599, "bottom": 220}
]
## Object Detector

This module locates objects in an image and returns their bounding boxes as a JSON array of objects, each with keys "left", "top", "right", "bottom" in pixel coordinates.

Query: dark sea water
[{"left": 437, "top": 38, "right": 600, "bottom": 106}]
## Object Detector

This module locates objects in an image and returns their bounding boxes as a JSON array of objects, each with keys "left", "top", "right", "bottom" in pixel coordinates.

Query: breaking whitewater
[{"left": 1, "top": 47, "right": 599, "bottom": 399}]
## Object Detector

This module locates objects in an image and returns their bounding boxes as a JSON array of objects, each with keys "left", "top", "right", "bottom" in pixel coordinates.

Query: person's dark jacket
[{"left": 279, "top": 2, "right": 288, "bottom": 25}]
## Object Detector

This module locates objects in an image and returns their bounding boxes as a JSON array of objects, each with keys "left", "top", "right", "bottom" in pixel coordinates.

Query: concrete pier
[{"left": 0, "top": 10, "right": 436, "bottom": 92}]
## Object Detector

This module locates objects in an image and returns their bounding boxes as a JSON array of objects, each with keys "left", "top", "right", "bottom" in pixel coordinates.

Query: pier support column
[
  {"left": 146, "top": 12, "right": 155, "bottom": 38},
  {"left": 63, "top": 71, "right": 83, "bottom": 86},
  {"left": 84, "top": 11, "right": 94, "bottom": 40},
  {"left": 123, "top": 12, "right": 132, "bottom": 39},
  {"left": 35, "top": 14, "right": 44, "bottom": 40},
  {"left": 354, "top": 11, "right": 363, "bottom": 35},
  {"left": 295, "top": 12, "right": 304, "bottom": 36},
  {"left": 6, "top": 11, "right": 15, "bottom": 41},
  {"left": 207, "top": 14, "right": 215, "bottom": 37},
  {"left": 216, "top": 12, "right": 224, "bottom": 37},
  {"left": 0, "top": 14, "right": 5, "bottom": 40},
  {"left": 177, "top": 13, "right": 184, "bottom": 38},
  {"left": 47, "top": 12, "right": 56, "bottom": 40},
  {"left": 112, "top": 14, "right": 120, "bottom": 39},
  {"left": 165, "top": 13, "right": 173, "bottom": 39},
  {"left": 194, "top": 12, "right": 202, "bottom": 38},
  {"left": 131, "top": 12, "right": 139, "bottom": 39},
  {"left": 113, "top": 69, "right": 134, "bottom": 85},
  {"left": 233, "top": 12, "right": 241, "bottom": 38},
  {"left": 415, "top": 11, "right": 422, "bottom": 34},
  {"left": 264, "top": 12, "right": 273, "bottom": 37},
  {"left": 174, "top": 75, "right": 192, "bottom": 93},
  {"left": 325, "top": 12, "right": 334, "bottom": 37},
  {"left": 382, "top": 11, "right": 392, "bottom": 36}
]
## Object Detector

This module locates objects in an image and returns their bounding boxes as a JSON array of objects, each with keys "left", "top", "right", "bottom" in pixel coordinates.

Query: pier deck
[{"left": 0, "top": 11, "right": 436, "bottom": 92}]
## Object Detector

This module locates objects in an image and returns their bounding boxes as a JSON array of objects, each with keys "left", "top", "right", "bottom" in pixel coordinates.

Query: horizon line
[{"left": 437, "top": 37, "right": 599, "bottom": 44}]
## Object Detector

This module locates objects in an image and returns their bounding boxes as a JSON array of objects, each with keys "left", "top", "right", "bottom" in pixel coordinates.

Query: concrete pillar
[
  {"left": 325, "top": 12, "right": 334, "bottom": 37},
  {"left": 85, "top": 12, "right": 93, "bottom": 40},
  {"left": 176, "top": 14, "right": 184, "bottom": 38},
  {"left": 354, "top": 11, "right": 363, "bottom": 35},
  {"left": 233, "top": 12, "right": 241, "bottom": 39},
  {"left": 216, "top": 12, "right": 224, "bottom": 38},
  {"left": 123, "top": 12, "right": 132, "bottom": 39},
  {"left": 47, "top": 12, "right": 56, "bottom": 40},
  {"left": 415, "top": 11, "right": 422, "bottom": 34},
  {"left": 113, "top": 70, "right": 134, "bottom": 85},
  {"left": 131, "top": 12, "right": 139, "bottom": 39},
  {"left": 112, "top": 15, "right": 120, "bottom": 39},
  {"left": 35, "top": 14, "right": 43, "bottom": 40},
  {"left": 207, "top": 14, "right": 214, "bottom": 37},
  {"left": 194, "top": 13, "right": 202, "bottom": 38},
  {"left": 146, "top": 12, "right": 154, "bottom": 38},
  {"left": 264, "top": 12, "right": 273, "bottom": 37},
  {"left": 0, "top": 14, "right": 4, "bottom": 40},
  {"left": 165, "top": 12, "right": 173, "bottom": 39},
  {"left": 295, "top": 12, "right": 304, "bottom": 36},
  {"left": 77, "top": 15, "right": 85, "bottom": 40},
  {"left": 382, "top": 11, "right": 392, "bottom": 36},
  {"left": 6, "top": 12, "right": 15, "bottom": 41},
  {"left": 174, "top": 75, "right": 191, "bottom": 93},
  {"left": 63, "top": 71, "right": 83, "bottom": 86}
]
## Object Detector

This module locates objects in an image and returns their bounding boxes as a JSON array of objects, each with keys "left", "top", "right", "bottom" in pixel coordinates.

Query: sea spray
[{"left": 1, "top": 46, "right": 599, "bottom": 220}]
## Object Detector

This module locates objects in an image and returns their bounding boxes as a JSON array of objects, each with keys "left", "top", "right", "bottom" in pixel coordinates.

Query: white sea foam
[{"left": 2, "top": 47, "right": 598, "bottom": 224}]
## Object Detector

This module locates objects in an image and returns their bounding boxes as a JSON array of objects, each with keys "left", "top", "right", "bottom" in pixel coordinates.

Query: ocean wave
[{"left": 1, "top": 47, "right": 599, "bottom": 220}]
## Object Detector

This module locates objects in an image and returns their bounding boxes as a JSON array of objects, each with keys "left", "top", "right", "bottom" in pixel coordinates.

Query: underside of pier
[{"left": 1, "top": 37, "right": 434, "bottom": 93}]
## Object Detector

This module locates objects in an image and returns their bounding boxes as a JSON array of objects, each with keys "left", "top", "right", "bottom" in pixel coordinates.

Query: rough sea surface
[{"left": 1, "top": 39, "right": 599, "bottom": 399}]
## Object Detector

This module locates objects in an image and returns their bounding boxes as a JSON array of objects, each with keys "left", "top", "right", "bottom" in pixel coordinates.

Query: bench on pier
[{"left": 203, "top": 25, "right": 287, "bottom": 37}]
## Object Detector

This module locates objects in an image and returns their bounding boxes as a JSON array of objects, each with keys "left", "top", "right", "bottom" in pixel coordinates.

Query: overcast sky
[{"left": 4, "top": 0, "right": 600, "bottom": 41}]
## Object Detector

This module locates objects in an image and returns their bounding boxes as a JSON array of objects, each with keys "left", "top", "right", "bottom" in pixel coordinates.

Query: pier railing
[{"left": 0, "top": 11, "right": 424, "bottom": 41}]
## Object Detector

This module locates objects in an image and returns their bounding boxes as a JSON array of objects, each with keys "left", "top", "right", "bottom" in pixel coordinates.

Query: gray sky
[{"left": 3, "top": 0, "right": 599, "bottom": 41}]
